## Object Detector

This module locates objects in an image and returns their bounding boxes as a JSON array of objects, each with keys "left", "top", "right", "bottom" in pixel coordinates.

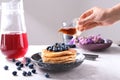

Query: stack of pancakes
[{"left": 41, "top": 48, "right": 77, "bottom": 64}]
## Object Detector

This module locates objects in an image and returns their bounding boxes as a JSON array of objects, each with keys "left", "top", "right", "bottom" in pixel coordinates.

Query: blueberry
[
  {"left": 61, "top": 43, "right": 65, "bottom": 46},
  {"left": 31, "top": 69, "right": 36, "bottom": 74},
  {"left": 25, "top": 57, "right": 31, "bottom": 63},
  {"left": 66, "top": 44, "right": 76, "bottom": 48},
  {"left": 57, "top": 47, "right": 61, "bottom": 51},
  {"left": 17, "top": 66, "right": 21, "bottom": 70},
  {"left": 19, "top": 63, "right": 24, "bottom": 67},
  {"left": 25, "top": 62, "right": 29, "bottom": 66},
  {"left": 61, "top": 47, "right": 65, "bottom": 51},
  {"left": 55, "top": 43, "right": 59, "bottom": 46},
  {"left": 16, "top": 61, "right": 21, "bottom": 66},
  {"left": 45, "top": 73, "right": 50, "bottom": 78},
  {"left": 118, "top": 44, "right": 120, "bottom": 46},
  {"left": 47, "top": 46, "right": 51, "bottom": 50},
  {"left": 29, "top": 64, "right": 34, "bottom": 69},
  {"left": 12, "top": 59, "right": 16, "bottom": 62},
  {"left": 27, "top": 71, "right": 32, "bottom": 76},
  {"left": 65, "top": 46, "right": 69, "bottom": 50},
  {"left": 12, "top": 71, "right": 17, "bottom": 76},
  {"left": 22, "top": 71, "right": 27, "bottom": 76},
  {"left": 47, "top": 46, "right": 53, "bottom": 51},
  {"left": 4, "top": 65, "right": 8, "bottom": 70}
]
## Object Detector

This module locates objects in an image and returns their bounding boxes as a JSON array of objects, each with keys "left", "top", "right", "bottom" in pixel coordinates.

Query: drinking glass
[
  {"left": 62, "top": 18, "right": 78, "bottom": 44},
  {"left": 0, "top": 0, "right": 28, "bottom": 59}
]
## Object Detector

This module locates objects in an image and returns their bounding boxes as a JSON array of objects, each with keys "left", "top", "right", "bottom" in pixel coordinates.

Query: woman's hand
[{"left": 77, "top": 5, "right": 120, "bottom": 31}]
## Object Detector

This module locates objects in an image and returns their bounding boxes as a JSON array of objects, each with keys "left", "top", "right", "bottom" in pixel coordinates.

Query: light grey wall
[{"left": 1, "top": 0, "right": 120, "bottom": 45}]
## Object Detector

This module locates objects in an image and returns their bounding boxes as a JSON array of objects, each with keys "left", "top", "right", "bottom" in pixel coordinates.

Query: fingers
[
  {"left": 77, "top": 22, "right": 101, "bottom": 31},
  {"left": 80, "top": 9, "right": 93, "bottom": 19},
  {"left": 79, "top": 9, "right": 94, "bottom": 25}
]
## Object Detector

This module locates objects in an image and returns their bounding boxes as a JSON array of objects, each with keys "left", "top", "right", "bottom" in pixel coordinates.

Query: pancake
[
  {"left": 41, "top": 43, "right": 77, "bottom": 64},
  {"left": 42, "top": 48, "right": 76, "bottom": 58},
  {"left": 42, "top": 54, "right": 76, "bottom": 63},
  {"left": 43, "top": 59, "right": 76, "bottom": 64}
]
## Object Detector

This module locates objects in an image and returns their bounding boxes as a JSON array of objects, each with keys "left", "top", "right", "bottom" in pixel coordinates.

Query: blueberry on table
[
  {"left": 27, "top": 71, "right": 32, "bottom": 76},
  {"left": 15, "top": 61, "right": 21, "bottom": 66},
  {"left": 12, "top": 59, "right": 16, "bottom": 62},
  {"left": 19, "top": 63, "right": 24, "bottom": 67},
  {"left": 28, "top": 64, "right": 34, "bottom": 69},
  {"left": 12, "top": 71, "right": 17, "bottom": 76},
  {"left": 31, "top": 69, "right": 36, "bottom": 74},
  {"left": 25, "top": 57, "right": 31, "bottom": 63},
  {"left": 22, "top": 71, "right": 27, "bottom": 76},
  {"left": 45, "top": 73, "right": 50, "bottom": 78},
  {"left": 25, "top": 62, "right": 29, "bottom": 66},
  {"left": 4, "top": 65, "right": 9, "bottom": 70},
  {"left": 17, "top": 66, "right": 21, "bottom": 70}
]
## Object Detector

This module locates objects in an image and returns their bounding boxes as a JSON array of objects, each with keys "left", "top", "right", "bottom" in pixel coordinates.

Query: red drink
[{"left": 0, "top": 32, "right": 28, "bottom": 59}]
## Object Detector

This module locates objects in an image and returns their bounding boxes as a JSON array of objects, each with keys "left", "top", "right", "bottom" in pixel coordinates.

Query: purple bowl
[{"left": 77, "top": 39, "right": 112, "bottom": 51}]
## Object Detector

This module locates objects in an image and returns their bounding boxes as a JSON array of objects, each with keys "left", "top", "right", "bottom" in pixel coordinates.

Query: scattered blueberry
[
  {"left": 25, "top": 57, "right": 31, "bottom": 63},
  {"left": 25, "top": 62, "right": 29, "bottom": 66},
  {"left": 12, "top": 59, "right": 16, "bottom": 62},
  {"left": 19, "top": 63, "right": 24, "bottom": 67},
  {"left": 15, "top": 61, "right": 21, "bottom": 66},
  {"left": 3, "top": 57, "right": 41, "bottom": 77},
  {"left": 22, "top": 71, "right": 27, "bottom": 76},
  {"left": 4, "top": 65, "right": 9, "bottom": 70},
  {"left": 17, "top": 66, "right": 21, "bottom": 70},
  {"left": 27, "top": 71, "right": 32, "bottom": 76},
  {"left": 45, "top": 73, "right": 50, "bottom": 78},
  {"left": 31, "top": 69, "right": 36, "bottom": 74},
  {"left": 12, "top": 71, "right": 17, "bottom": 76},
  {"left": 29, "top": 64, "right": 34, "bottom": 69}
]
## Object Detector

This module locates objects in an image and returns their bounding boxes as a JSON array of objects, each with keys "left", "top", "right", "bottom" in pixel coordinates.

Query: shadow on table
[
  {"left": 47, "top": 63, "right": 97, "bottom": 80},
  {"left": 93, "top": 46, "right": 120, "bottom": 54}
]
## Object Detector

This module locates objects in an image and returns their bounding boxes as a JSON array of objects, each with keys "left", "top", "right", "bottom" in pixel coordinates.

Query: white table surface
[{"left": 0, "top": 44, "right": 120, "bottom": 80}]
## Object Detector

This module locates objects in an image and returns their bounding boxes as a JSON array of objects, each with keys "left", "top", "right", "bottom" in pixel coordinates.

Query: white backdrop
[{"left": 0, "top": 0, "right": 120, "bottom": 45}]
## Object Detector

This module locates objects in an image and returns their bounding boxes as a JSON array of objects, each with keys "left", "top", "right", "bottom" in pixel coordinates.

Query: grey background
[{"left": 0, "top": 0, "right": 120, "bottom": 45}]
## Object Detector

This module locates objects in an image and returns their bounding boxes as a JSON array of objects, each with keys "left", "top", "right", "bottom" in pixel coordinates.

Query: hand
[{"left": 77, "top": 7, "right": 120, "bottom": 31}]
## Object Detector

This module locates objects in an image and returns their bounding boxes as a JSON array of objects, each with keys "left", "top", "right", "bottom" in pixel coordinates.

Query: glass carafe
[{"left": 0, "top": 0, "right": 28, "bottom": 59}]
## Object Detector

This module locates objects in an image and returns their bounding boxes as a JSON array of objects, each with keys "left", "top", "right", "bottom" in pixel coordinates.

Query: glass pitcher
[{"left": 0, "top": 0, "right": 28, "bottom": 59}]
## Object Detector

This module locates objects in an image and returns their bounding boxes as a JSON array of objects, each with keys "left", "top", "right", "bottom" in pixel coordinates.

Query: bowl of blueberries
[{"left": 69, "top": 34, "right": 113, "bottom": 51}]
